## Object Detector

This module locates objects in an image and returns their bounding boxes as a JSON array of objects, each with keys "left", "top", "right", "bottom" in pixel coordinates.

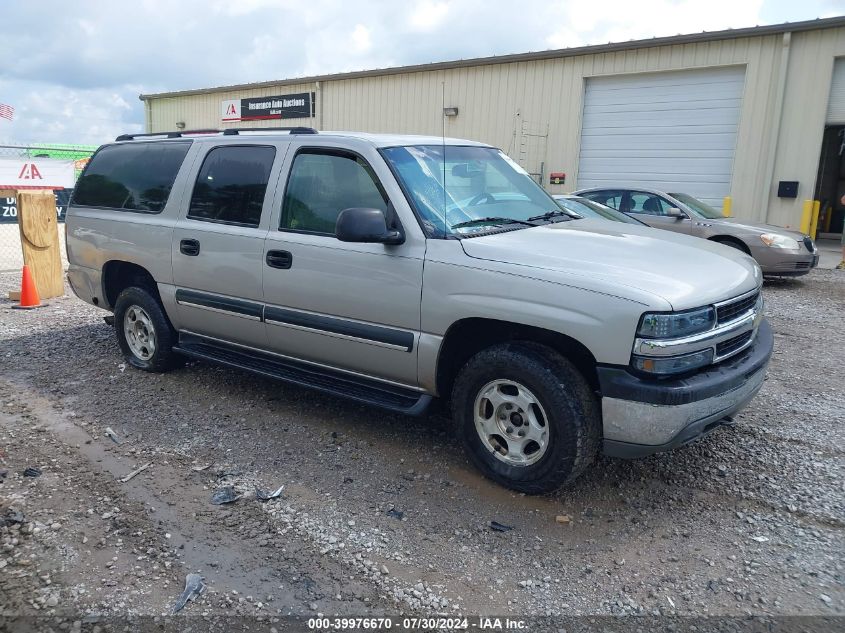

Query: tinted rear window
[
  {"left": 188, "top": 145, "right": 276, "bottom": 227},
  {"left": 72, "top": 141, "right": 191, "bottom": 213}
]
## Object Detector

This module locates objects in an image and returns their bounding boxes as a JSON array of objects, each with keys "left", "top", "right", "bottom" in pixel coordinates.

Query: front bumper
[
  {"left": 752, "top": 245, "right": 818, "bottom": 276},
  {"left": 600, "top": 318, "right": 773, "bottom": 458}
]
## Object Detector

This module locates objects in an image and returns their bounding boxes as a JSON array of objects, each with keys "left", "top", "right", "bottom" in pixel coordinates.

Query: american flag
[{"left": 0, "top": 103, "right": 14, "bottom": 120}]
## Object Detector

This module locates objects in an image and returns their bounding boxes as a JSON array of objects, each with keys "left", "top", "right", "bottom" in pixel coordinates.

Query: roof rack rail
[
  {"left": 115, "top": 129, "right": 221, "bottom": 141},
  {"left": 222, "top": 126, "right": 318, "bottom": 135},
  {"left": 114, "top": 126, "right": 319, "bottom": 142}
]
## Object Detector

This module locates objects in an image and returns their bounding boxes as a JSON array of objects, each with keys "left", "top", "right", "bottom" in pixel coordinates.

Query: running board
[{"left": 173, "top": 333, "right": 432, "bottom": 416}]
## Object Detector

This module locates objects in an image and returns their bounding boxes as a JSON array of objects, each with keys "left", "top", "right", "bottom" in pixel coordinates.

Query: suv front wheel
[
  {"left": 114, "top": 286, "right": 182, "bottom": 372},
  {"left": 452, "top": 342, "right": 600, "bottom": 494}
]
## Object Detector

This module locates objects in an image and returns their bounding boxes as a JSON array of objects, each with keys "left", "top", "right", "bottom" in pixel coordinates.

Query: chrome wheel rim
[
  {"left": 473, "top": 379, "right": 550, "bottom": 467},
  {"left": 123, "top": 305, "right": 156, "bottom": 361}
]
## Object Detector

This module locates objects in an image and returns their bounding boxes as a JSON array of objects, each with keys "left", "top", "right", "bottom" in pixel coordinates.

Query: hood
[
  {"left": 459, "top": 219, "right": 760, "bottom": 310},
  {"left": 720, "top": 218, "right": 806, "bottom": 239}
]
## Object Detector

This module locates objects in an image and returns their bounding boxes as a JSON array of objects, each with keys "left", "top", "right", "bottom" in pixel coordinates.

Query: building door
[
  {"left": 813, "top": 58, "right": 845, "bottom": 238},
  {"left": 577, "top": 66, "right": 745, "bottom": 208}
]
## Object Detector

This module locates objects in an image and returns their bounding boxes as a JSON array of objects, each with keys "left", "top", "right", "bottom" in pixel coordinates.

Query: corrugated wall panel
[
  {"left": 827, "top": 57, "right": 845, "bottom": 123},
  {"left": 767, "top": 27, "right": 845, "bottom": 228},
  {"left": 144, "top": 26, "right": 845, "bottom": 227},
  {"left": 577, "top": 66, "right": 745, "bottom": 205}
]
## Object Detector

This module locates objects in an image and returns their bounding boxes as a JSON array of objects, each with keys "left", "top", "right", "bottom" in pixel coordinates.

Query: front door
[
  {"left": 171, "top": 143, "right": 284, "bottom": 347},
  {"left": 262, "top": 146, "right": 424, "bottom": 386},
  {"left": 623, "top": 190, "right": 691, "bottom": 234}
]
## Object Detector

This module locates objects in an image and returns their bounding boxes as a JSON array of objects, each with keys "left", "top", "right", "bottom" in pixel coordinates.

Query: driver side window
[{"left": 281, "top": 150, "right": 388, "bottom": 235}]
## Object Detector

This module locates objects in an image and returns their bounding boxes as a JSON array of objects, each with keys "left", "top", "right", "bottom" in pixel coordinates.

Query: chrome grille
[
  {"left": 716, "top": 291, "right": 759, "bottom": 325},
  {"left": 715, "top": 331, "right": 753, "bottom": 359}
]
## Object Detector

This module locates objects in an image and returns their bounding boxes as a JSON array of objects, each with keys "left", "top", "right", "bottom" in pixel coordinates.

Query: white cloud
[
  {"left": 409, "top": 1, "right": 449, "bottom": 31},
  {"left": 547, "top": 0, "right": 765, "bottom": 48},
  {"left": 0, "top": 0, "right": 834, "bottom": 144},
  {"left": 0, "top": 80, "right": 142, "bottom": 146},
  {"left": 351, "top": 24, "right": 373, "bottom": 52}
]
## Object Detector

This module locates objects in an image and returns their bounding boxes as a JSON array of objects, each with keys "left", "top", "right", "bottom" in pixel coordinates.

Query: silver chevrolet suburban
[{"left": 66, "top": 128, "right": 773, "bottom": 493}]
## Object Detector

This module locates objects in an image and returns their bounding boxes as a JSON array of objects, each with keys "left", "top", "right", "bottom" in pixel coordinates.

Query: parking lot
[{"left": 0, "top": 267, "right": 842, "bottom": 623}]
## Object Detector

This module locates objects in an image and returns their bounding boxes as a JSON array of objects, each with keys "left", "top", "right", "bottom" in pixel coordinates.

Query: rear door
[
  {"left": 171, "top": 142, "right": 287, "bottom": 347},
  {"left": 580, "top": 189, "right": 624, "bottom": 211},
  {"left": 261, "top": 144, "right": 425, "bottom": 386}
]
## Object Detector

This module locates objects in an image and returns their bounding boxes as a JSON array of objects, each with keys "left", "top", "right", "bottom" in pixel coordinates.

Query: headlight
[
  {"left": 632, "top": 349, "right": 714, "bottom": 375},
  {"left": 760, "top": 233, "right": 800, "bottom": 250},
  {"left": 637, "top": 306, "right": 716, "bottom": 339}
]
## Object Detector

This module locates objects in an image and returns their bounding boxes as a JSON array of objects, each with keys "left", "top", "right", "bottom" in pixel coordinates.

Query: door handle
[
  {"left": 266, "top": 249, "right": 292, "bottom": 269},
  {"left": 180, "top": 239, "right": 200, "bottom": 256}
]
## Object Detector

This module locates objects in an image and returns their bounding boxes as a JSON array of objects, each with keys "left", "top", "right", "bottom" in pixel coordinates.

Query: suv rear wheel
[
  {"left": 452, "top": 342, "right": 600, "bottom": 494},
  {"left": 114, "top": 286, "right": 182, "bottom": 372}
]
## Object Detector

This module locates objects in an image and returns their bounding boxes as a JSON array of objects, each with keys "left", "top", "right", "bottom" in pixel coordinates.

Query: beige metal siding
[
  {"left": 144, "top": 25, "right": 845, "bottom": 229},
  {"left": 318, "top": 35, "right": 783, "bottom": 221},
  {"left": 768, "top": 27, "right": 845, "bottom": 228}
]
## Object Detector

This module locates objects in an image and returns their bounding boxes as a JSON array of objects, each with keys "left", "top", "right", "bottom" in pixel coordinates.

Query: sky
[{"left": 0, "top": 0, "right": 843, "bottom": 146}]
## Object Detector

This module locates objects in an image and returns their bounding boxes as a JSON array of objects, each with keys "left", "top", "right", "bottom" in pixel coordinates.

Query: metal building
[{"left": 141, "top": 17, "right": 845, "bottom": 237}]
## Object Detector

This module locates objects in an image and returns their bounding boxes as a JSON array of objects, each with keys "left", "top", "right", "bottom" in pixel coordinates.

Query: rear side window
[
  {"left": 281, "top": 150, "right": 388, "bottom": 234},
  {"left": 582, "top": 190, "right": 620, "bottom": 209},
  {"left": 188, "top": 145, "right": 276, "bottom": 227},
  {"left": 72, "top": 141, "right": 190, "bottom": 213}
]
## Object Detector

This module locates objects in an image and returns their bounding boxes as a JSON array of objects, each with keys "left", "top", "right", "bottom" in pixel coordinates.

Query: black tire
[
  {"left": 712, "top": 237, "right": 749, "bottom": 254},
  {"left": 113, "top": 286, "right": 183, "bottom": 372},
  {"left": 451, "top": 342, "right": 600, "bottom": 494}
]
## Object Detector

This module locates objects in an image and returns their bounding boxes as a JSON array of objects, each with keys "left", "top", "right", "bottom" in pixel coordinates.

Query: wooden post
[{"left": 16, "top": 190, "right": 64, "bottom": 299}]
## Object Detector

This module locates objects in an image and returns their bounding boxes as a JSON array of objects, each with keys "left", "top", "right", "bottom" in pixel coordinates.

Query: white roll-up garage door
[
  {"left": 577, "top": 66, "right": 746, "bottom": 207},
  {"left": 826, "top": 57, "right": 845, "bottom": 124}
]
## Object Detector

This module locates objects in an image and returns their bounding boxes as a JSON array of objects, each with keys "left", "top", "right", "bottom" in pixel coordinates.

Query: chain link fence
[{"left": 0, "top": 144, "right": 95, "bottom": 273}]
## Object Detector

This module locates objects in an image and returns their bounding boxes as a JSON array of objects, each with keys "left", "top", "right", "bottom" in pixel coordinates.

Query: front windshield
[
  {"left": 554, "top": 196, "right": 643, "bottom": 225},
  {"left": 668, "top": 192, "right": 724, "bottom": 219},
  {"left": 380, "top": 145, "right": 560, "bottom": 236}
]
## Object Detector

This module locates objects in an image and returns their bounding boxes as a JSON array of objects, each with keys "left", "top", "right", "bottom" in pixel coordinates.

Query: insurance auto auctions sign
[
  {"left": 221, "top": 92, "right": 315, "bottom": 122},
  {"left": 0, "top": 157, "right": 75, "bottom": 190}
]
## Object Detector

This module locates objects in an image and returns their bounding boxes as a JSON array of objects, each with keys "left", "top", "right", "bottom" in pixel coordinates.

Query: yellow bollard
[
  {"left": 722, "top": 196, "right": 732, "bottom": 217},
  {"left": 809, "top": 200, "right": 820, "bottom": 239},
  {"left": 800, "top": 200, "right": 813, "bottom": 234}
]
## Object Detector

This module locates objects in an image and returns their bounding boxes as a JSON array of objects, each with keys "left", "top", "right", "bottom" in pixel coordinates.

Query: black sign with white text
[
  {"left": 0, "top": 190, "right": 73, "bottom": 224},
  {"left": 222, "top": 92, "right": 315, "bottom": 122}
]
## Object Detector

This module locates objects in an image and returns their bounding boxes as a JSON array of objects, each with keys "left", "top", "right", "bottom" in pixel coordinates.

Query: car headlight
[
  {"left": 760, "top": 233, "right": 800, "bottom": 250},
  {"left": 632, "top": 349, "right": 714, "bottom": 375},
  {"left": 637, "top": 306, "right": 716, "bottom": 339}
]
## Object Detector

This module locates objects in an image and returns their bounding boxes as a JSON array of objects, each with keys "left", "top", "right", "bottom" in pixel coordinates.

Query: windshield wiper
[
  {"left": 527, "top": 209, "right": 579, "bottom": 222},
  {"left": 451, "top": 216, "right": 539, "bottom": 229}
]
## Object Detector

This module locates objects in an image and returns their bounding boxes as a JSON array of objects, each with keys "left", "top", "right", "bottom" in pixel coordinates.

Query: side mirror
[
  {"left": 666, "top": 207, "right": 686, "bottom": 219},
  {"left": 335, "top": 207, "right": 404, "bottom": 245}
]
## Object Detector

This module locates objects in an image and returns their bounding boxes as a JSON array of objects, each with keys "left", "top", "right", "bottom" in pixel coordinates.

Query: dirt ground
[{"left": 0, "top": 269, "right": 843, "bottom": 630}]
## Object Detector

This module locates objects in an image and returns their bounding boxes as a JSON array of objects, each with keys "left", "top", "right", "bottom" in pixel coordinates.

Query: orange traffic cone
[{"left": 12, "top": 265, "right": 43, "bottom": 310}]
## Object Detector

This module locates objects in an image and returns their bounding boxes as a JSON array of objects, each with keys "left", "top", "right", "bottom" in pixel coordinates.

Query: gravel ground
[{"left": 0, "top": 269, "right": 843, "bottom": 627}]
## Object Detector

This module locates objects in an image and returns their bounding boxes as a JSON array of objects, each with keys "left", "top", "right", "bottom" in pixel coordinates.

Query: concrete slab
[{"left": 816, "top": 238, "right": 844, "bottom": 270}]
